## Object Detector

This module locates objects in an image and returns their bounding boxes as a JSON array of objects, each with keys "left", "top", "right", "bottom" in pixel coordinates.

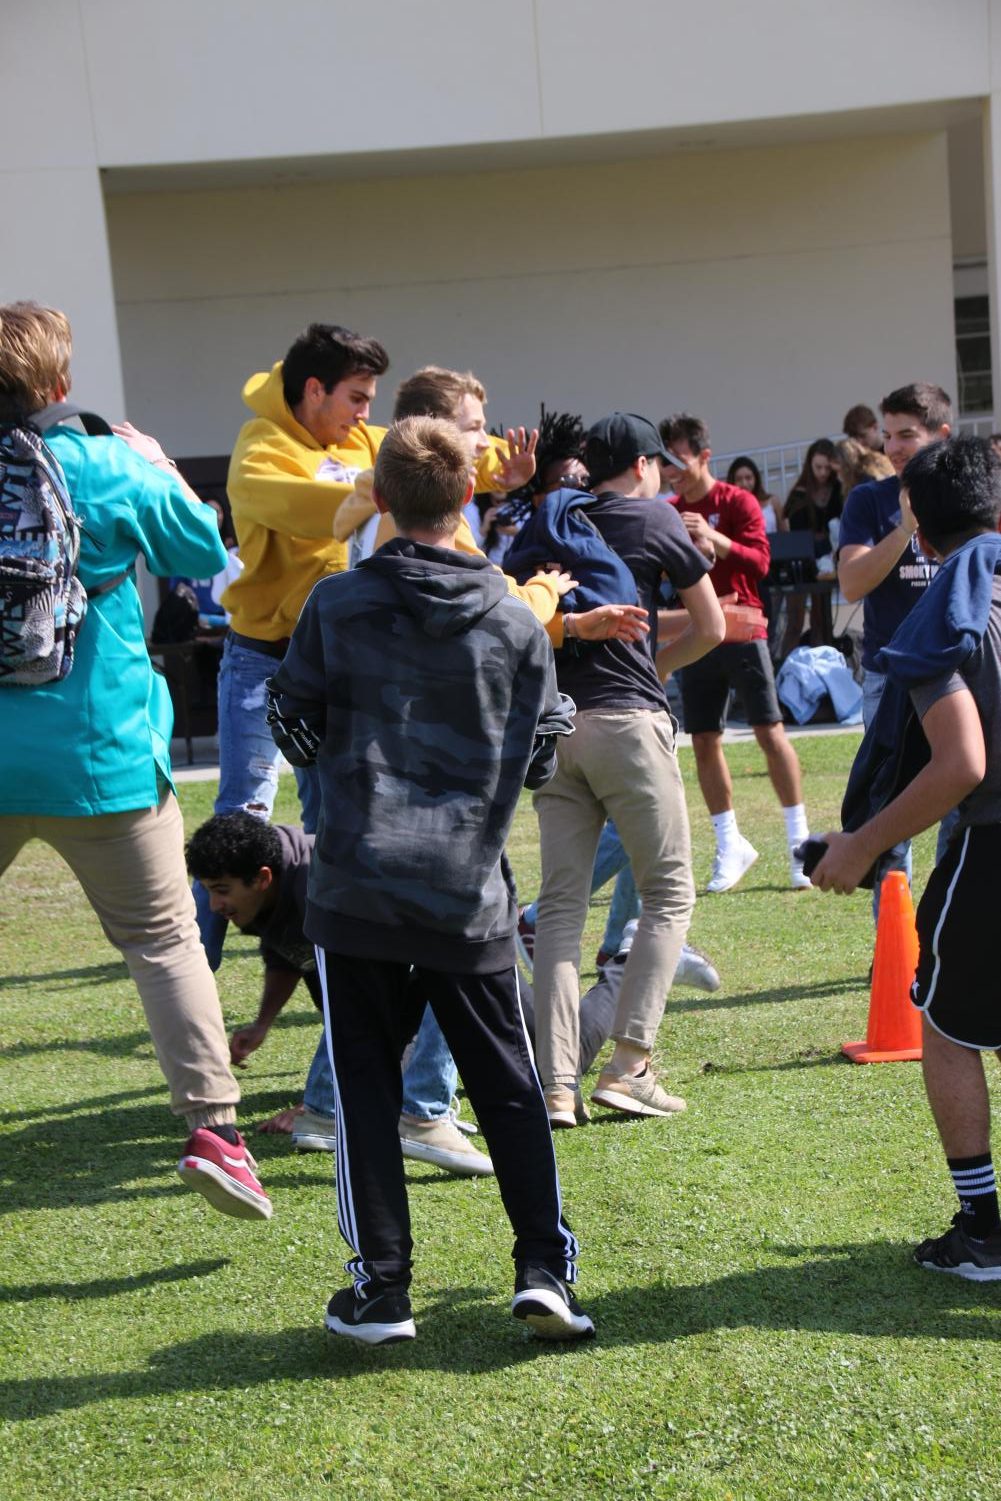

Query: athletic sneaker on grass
[
  {"left": 706, "top": 836, "right": 758, "bottom": 894},
  {"left": 913, "top": 1214, "right": 1001, "bottom": 1281},
  {"left": 325, "top": 1287, "right": 416, "bottom": 1344},
  {"left": 511, "top": 1264, "right": 595, "bottom": 1340},
  {"left": 398, "top": 1112, "right": 494, "bottom": 1176},
  {"left": 177, "top": 1127, "right": 273, "bottom": 1220},
  {"left": 591, "top": 1067, "right": 686, "bottom": 1118},
  {"left": 543, "top": 1084, "right": 591, "bottom": 1130},
  {"left": 291, "top": 1107, "right": 336, "bottom": 1152}
]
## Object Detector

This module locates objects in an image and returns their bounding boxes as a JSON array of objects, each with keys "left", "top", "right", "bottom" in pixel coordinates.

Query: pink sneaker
[{"left": 177, "top": 1127, "right": 273, "bottom": 1220}]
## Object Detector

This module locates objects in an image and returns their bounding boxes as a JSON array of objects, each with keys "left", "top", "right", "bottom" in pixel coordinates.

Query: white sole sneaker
[
  {"left": 706, "top": 837, "right": 759, "bottom": 894},
  {"left": 511, "top": 1288, "right": 595, "bottom": 1340},
  {"left": 589, "top": 1085, "right": 686, "bottom": 1118},
  {"left": 674, "top": 944, "right": 721, "bottom": 992},
  {"left": 177, "top": 1157, "right": 273, "bottom": 1220}
]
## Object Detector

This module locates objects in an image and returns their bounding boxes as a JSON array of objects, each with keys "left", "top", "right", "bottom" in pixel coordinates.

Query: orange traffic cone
[{"left": 842, "top": 870, "right": 922, "bottom": 1063}]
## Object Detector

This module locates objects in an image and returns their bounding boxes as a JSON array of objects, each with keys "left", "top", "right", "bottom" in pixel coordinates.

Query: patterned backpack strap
[{"left": 0, "top": 422, "right": 88, "bottom": 685}]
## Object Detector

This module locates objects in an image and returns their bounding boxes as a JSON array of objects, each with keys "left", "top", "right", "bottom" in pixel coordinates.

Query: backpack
[{"left": 0, "top": 404, "right": 121, "bottom": 687}]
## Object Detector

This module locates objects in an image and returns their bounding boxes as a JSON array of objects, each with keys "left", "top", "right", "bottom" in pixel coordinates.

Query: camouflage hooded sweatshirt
[{"left": 267, "top": 538, "right": 574, "bottom": 972}]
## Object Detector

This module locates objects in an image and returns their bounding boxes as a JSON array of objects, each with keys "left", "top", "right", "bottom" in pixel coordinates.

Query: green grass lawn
[{"left": 2, "top": 733, "right": 1000, "bottom": 1500}]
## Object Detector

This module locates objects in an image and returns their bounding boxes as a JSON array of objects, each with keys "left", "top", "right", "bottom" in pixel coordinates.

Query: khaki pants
[
  {"left": 532, "top": 709, "right": 695, "bottom": 1087},
  {"left": 0, "top": 794, "right": 239, "bottom": 1128}
]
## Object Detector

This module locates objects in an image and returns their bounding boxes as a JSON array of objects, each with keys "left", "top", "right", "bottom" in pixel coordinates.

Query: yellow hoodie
[{"left": 222, "top": 363, "right": 386, "bottom": 640}]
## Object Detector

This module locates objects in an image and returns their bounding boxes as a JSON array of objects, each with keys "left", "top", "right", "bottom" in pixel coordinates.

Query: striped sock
[{"left": 948, "top": 1154, "right": 1000, "bottom": 1240}]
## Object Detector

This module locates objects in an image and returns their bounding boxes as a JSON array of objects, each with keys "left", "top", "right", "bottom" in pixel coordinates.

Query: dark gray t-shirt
[
  {"left": 910, "top": 575, "right": 1001, "bottom": 830},
  {"left": 554, "top": 492, "right": 711, "bottom": 713}
]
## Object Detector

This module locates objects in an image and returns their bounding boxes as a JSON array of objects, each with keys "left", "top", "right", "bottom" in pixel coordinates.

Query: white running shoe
[
  {"left": 673, "top": 944, "right": 721, "bottom": 992},
  {"left": 789, "top": 850, "right": 813, "bottom": 890},
  {"left": 706, "top": 837, "right": 759, "bottom": 894}
]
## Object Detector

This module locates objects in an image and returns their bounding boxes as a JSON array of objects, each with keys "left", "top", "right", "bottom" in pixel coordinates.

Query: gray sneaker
[
  {"left": 673, "top": 943, "right": 721, "bottom": 993},
  {"left": 291, "top": 1107, "right": 337, "bottom": 1152},
  {"left": 591, "top": 1066, "right": 686, "bottom": 1118},
  {"left": 399, "top": 1112, "right": 494, "bottom": 1176}
]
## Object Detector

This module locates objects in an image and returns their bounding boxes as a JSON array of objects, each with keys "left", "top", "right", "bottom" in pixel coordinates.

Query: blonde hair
[
  {"left": 0, "top": 301, "right": 72, "bottom": 418},
  {"left": 374, "top": 416, "right": 471, "bottom": 534},
  {"left": 393, "top": 366, "right": 485, "bottom": 423},
  {"left": 834, "top": 436, "right": 894, "bottom": 495}
]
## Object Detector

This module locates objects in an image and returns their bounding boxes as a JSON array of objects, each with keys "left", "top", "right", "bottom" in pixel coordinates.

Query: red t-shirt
[{"left": 671, "top": 480, "right": 770, "bottom": 638}]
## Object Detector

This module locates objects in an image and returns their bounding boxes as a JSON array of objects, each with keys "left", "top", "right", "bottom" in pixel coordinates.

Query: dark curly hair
[{"left": 185, "top": 812, "right": 284, "bottom": 884}]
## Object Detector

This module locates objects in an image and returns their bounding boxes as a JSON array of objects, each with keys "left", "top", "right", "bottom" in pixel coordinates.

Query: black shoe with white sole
[
  {"left": 913, "top": 1213, "right": 1001, "bottom": 1281},
  {"left": 325, "top": 1287, "right": 416, "bottom": 1344},
  {"left": 511, "top": 1264, "right": 595, "bottom": 1341}
]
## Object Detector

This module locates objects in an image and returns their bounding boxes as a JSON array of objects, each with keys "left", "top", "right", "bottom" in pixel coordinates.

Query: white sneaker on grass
[{"left": 706, "top": 837, "right": 758, "bottom": 894}]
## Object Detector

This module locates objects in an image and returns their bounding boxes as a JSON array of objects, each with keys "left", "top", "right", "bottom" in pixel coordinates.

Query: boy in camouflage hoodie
[{"left": 267, "top": 415, "right": 593, "bottom": 1345}]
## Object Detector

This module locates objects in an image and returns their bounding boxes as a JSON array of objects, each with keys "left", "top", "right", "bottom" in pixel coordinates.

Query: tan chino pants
[
  {"left": 532, "top": 708, "right": 695, "bottom": 1087},
  {"left": 1, "top": 793, "right": 239, "bottom": 1128}
]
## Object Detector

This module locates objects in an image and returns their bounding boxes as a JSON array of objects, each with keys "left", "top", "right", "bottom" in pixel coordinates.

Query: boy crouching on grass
[
  {"left": 266, "top": 415, "right": 594, "bottom": 1344},
  {"left": 812, "top": 434, "right": 1001, "bottom": 1280}
]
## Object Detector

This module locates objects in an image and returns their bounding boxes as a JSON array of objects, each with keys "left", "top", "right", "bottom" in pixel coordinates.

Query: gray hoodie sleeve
[{"left": 525, "top": 647, "right": 576, "bottom": 789}]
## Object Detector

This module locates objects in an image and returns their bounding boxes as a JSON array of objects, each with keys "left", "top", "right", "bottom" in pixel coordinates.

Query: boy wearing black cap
[{"left": 532, "top": 412, "right": 724, "bottom": 1125}]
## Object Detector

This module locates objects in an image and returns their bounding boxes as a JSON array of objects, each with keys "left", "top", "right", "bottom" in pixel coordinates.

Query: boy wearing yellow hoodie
[{"left": 196, "top": 324, "right": 389, "bottom": 969}]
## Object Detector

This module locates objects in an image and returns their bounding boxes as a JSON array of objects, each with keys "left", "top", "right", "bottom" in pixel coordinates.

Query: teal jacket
[{"left": 0, "top": 427, "right": 227, "bottom": 817}]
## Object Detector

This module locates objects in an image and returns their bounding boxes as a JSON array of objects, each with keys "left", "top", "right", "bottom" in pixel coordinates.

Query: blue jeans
[
  {"left": 861, "top": 668, "right": 912, "bottom": 922},
  {"left": 303, "top": 1001, "right": 457, "bottom": 1122},
  {"left": 194, "top": 636, "right": 321, "bottom": 968},
  {"left": 523, "top": 818, "right": 641, "bottom": 953}
]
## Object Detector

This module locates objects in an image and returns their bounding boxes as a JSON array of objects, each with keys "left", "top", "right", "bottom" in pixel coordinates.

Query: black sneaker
[
  {"left": 511, "top": 1265, "right": 595, "bottom": 1340},
  {"left": 913, "top": 1213, "right": 1001, "bottom": 1281},
  {"left": 325, "top": 1286, "right": 416, "bottom": 1344}
]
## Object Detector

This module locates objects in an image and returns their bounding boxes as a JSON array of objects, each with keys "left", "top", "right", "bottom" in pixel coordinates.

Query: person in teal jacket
[{"left": 0, "top": 301, "right": 271, "bottom": 1221}]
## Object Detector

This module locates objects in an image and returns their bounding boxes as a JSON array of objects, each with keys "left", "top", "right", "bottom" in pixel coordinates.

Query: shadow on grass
[
  {"left": 0, "top": 1083, "right": 310, "bottom": 1215},
  {"left": 0, "top": 1084, "right": 164, "bottom": 1128},
  {"left": 0, "top": 1028, "right": 154, "bottom": 1062},
  {"left": 0, "top": 1258, "right": 229, "bottom": 1304},
  {"left": 3, "top": 961, "right": 128, "bottom": 989},
  {"left": 670, "top": 976, "right": 866, "bottom": 1013},
  {"left": 3, "top": 1242, "right": 999, "bottom": 1421}
]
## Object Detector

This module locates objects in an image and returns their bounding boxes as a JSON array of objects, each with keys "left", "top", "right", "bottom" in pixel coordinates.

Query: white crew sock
[
  {"left": 782, "top": 802, "right": 809, "bottom": 849},
  {"left": 711, "top": 809, "right": 739, "bottom": 853}
]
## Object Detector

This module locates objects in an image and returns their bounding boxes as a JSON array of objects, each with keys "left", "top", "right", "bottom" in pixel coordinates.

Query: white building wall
[
  {"left": 107, "top": 132, "right": 956, "bottom": 461},
  {"left": 0, "top": 0, "right": 125, "bottom": 414},
  {"left": 76, "top": 1, "right": 989, "bottom": 165}
]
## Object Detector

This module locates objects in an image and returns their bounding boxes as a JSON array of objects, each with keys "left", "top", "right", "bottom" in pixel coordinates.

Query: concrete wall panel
[{"left": 107, "top": 133, "right": 955, "bottom": 459}]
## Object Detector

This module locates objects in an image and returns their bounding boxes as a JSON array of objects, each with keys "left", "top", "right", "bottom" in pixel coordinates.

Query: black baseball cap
[{"left": 584, "top": 412, "right": 668, "bottom": 484}]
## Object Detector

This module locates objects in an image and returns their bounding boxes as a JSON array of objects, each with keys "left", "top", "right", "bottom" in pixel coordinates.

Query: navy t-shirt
[
  {"left": 555, "top": 491, "right": 710, "bottom": 712},
  {"left": 839, "top": 474, "right": 937, "bottom": 671}
]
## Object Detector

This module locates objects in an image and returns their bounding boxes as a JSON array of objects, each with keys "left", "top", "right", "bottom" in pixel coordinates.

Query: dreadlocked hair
[{"left": 531, "top": 405, "right": 586, "bottom": 493}]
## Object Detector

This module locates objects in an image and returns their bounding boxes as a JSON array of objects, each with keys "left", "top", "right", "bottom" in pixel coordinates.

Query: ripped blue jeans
[{"left": 194, "top": 635, "right": 320, "bottom": 965}]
